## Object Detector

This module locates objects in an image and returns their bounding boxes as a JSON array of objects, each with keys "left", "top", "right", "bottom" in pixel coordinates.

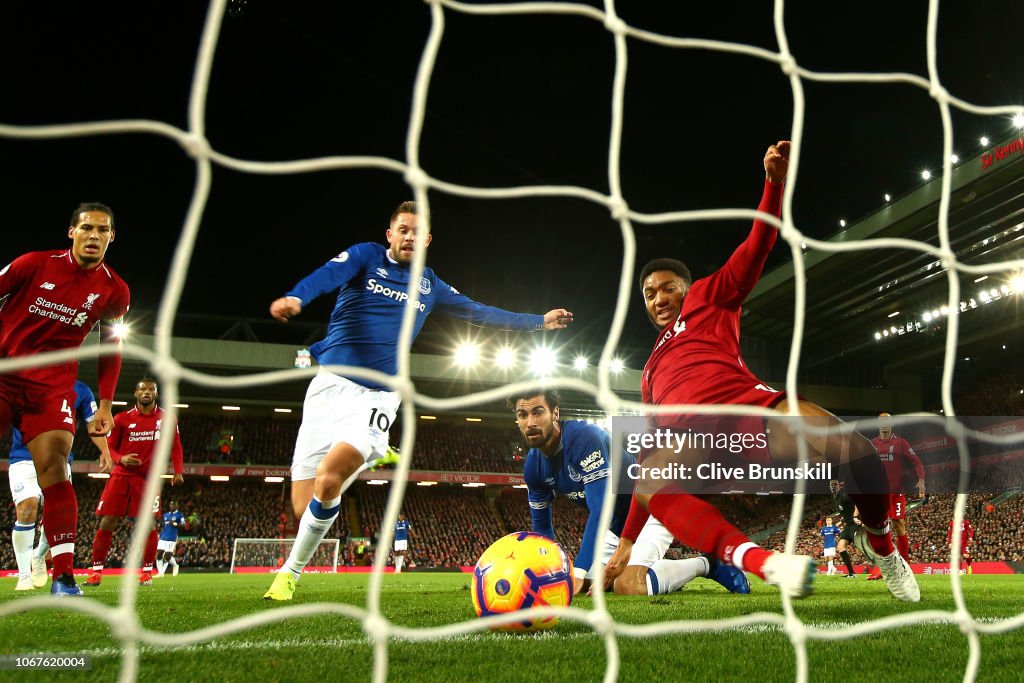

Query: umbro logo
[
  {"left": 376, "top": 268, "right": 389, "bottom": 278},
  {"left": 39, "top": 282, "right": 56, "bottom": 290}
]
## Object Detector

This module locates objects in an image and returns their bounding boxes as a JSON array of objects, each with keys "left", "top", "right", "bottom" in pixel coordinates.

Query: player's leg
[
  {"left": 139, "top": 500, "right": 163, "bottom": 584},
  {"left": 168, "top": 547, "right": 179, "bottom": 576},
  {"left": 27, "top": 428, "right": 78, "bottom": 594},
  {"left": 9, "top": 460, "right": 43, "bottom": 590},
  {"left": 890, "top": 502, "right": 909, "bottom": 561},
  {"left": 768, "top": 401, "right": 918, "bottom": 601},
  {"left": 290, "top": 479, "right": 316, "bottom": 523},
  {"left": 87, "top": 514, "right": 121, "bottom": 585}
]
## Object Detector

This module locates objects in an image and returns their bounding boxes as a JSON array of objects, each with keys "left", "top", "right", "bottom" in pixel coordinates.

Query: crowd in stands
[{"left": 944, "top": 369, "right": 1024, "bottom": 416}]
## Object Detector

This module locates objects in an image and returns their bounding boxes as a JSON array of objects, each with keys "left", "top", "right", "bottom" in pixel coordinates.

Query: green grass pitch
[{"left": 1, "top": 573, "right": 1022, "bottom": 682}]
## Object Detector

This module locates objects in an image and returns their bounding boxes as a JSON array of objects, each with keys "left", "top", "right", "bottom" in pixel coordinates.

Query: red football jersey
[
  {"left": 870, "top": 434, "right": 924, "bottom": 494},
  {"left": 642, "top": 180, "right": 784, "bottom": 418},
  {"left": 0, "top": 250, "right": 129, "bottom": 386},
  {"left": 107, "top": 405, "right": 184, "bottom": 478},
  {"left": 947, "top": 519, "right": 974, "bottom": 545}
]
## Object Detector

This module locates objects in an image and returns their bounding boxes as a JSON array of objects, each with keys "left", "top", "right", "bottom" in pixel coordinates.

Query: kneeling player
[{"left": 512, "top": 389, "right": 748, "bottom": 596}]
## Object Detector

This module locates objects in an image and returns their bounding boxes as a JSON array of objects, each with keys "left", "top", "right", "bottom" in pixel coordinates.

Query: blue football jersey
[
  {"left": 395, "top": 519, "right": 411, "bottom": 542},
  {"left": 8, "top": 380, "right": 97, "bottom": 465},
  {"left": 286, "top": 242, "right": 544, "bottom": 389},
  {"left": 523, "top": 420, "right": 633, "bottom": 574},
  {"left": 820, "top": 524, "right": 840, "bottom": 550},
  {"left": 160, "top": 510, "right": 186, "bottom": 542}
]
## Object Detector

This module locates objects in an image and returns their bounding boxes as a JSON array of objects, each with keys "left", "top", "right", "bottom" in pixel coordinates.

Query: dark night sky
[{"left": 2, "top": 1, "right": 1022, "bottom": 366}]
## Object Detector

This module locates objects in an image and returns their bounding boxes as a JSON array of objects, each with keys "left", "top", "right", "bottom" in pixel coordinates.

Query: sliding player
[
  {"left": 86, "top": 379, "right": 184, "bottom": 586},
  {"left": 622, "top": 141, "right": 919, "bottom": 602},
  {"left": 0, "top": 202, "right": 129, "bottom": 596},
  {"left": 512, "top": 388, "right": 749, "bottom": 596},
  {"left": 264, "top": 201, "right": 572, "bottom": 600}
]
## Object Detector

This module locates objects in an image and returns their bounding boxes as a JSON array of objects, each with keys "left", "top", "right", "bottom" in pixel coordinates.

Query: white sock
[
  {"left": 827, "top": 560, "right": 835, "bottom": 574},
  {"left": 282, "top": 494, "right": 341, "bottom": 579},
  {"left": 33, "top": 523, "right": 49, "bottom": 560},
  {"left": 13, "top": 523, "right": 35, "bottom": 580},
  {"left": 644, "top": 557, "right": 704, "bottom": 595},
  {"left": 169, "top": 557, "right": 178, "bottom": 570},
  {"left": 395, "top": 555, "right": 403, "bottom": 573},
  {"left": 157, "top": 559, "right": 167, "bottom": 576}
]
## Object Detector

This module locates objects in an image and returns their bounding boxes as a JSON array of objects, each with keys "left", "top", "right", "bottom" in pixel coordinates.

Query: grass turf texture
[{"left": 1, "top": 573, "right": 1022, "bottom": 682}]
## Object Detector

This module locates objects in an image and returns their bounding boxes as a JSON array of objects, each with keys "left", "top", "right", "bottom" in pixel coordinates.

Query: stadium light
[
  {"left": 465, "top": 417, "right": 482, "bottom": 422},
  {"left": 462, "top": 482, "right": 486, "bottom": 487},
  {"left": 454, "top": 342, "right": 479, "bottom": 368},
  {"left": 980, "top": 136, "right": 990, "bottom": 146},
  {"left": 610, "top": 358, "right": 625, "bottom": 374},
  {"left": 839, "top": 219, "right": 846, "bottom": 228},
  {"left": 529, "top": 346, "right": 557, "bottom": 376},
  {"left": 882, "top": 330, "right": 889, "bottom": 337},
  {"left": 112, "top": 400, "right": 128, "bottom": 406},
  {"left": 160, "top": 474, "right": 173, "bottom": 479},
  {"left": 494, "top": 347, "right": 516, "bottom": 369},
  {"left": 1010, "top": 274, "right": 1024, "bottom": 293},
  {"left": 874, "top": 332, "right": 882, "bottom": 340},
  {"left": 110, "top": 321, "right": 130, "bottom": 340},
  {"left": 420, "top": 415, "right": 437, "bottom": 420},
  {"left": 417, "top": 481, "right": 438, "bottom": 487},
  {"left": 921, "top": 170, "right": 932, "bottom": 181},
  {"left": 273, "top": 408, "right": 292, "bottom": 413},
  {"left": 1014, "top": 112, "right": 1024, "bottom": 130},
  {"left": 512, "top": 484, "right": 528, "bottom": 489},
  {"left": 922, "top": 312, "right": 932, "bottom": 322},
  {"left": 264, "top": 476, "right": 285, "bottom": 483},
  {"left": 87, "top": 472, "right": 110, "bottom": 479},
  {"left": 222, "top": 406, "right": 240, "bottom": 411},
  {"left": 887, "top": 311, "right": 900, "bottom": 318},
  {"left": 367, "top": 480, "right": 388, "bottom": 485},
  {"left": 889, "top": 326, "right": 897, "bottom": 334},
  {"left": 974, "top": 275, "right": 988, "bottom": 283},
  {"left": 210, "top": 475, "right": 230, "bottom": 482},
  {"left": 884, "top": 193, "right": 891, "bottom": 202},
  {"left": 940, "top": 306, "right": 948, "bottom": 316},
  {"left": 573, "top": 355, "right": 589, "bottom": 371},
  {"left": 172, "top": 403, "right": 189, "bottom": 409},
  {"left": 931, "top": 309, "right": 940, "bottom": 318},
  {"left": 950, "top": 154, "right": 959, "bottom": 164}
]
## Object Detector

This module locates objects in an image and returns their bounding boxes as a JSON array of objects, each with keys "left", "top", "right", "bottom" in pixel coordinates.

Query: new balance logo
[
  {"left": 40, "top": 282, "right": 56, "bottom": 290},
  {"left": 376, "top": 268, "right": 389, "bottom": 278},
  {"left": 128, "top": 423, "right": 137, "bottom": 428}
]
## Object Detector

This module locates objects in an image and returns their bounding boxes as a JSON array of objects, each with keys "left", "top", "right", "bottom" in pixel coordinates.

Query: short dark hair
[
  {"left": 391, "top": 201, "right": 417, "bottom": 223},
  {"left": 136, "top": 378, "right": 158, "bottom": 390},
  {"left": 71, "top": 202, "right": 114, "bottom": 229},
  {"left": 506, "top": 388, "right": 561, "bottom": 411},
  {"left": 639, "top": 258, "right": 691, "bottom": 288}
]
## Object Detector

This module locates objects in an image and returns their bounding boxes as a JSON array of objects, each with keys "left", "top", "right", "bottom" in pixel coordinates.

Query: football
[{"left": 471, "top": 531, "right": 574, "bottom": 632}]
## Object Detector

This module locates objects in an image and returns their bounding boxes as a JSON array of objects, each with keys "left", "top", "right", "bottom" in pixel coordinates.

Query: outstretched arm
[
  {"left": 271, "top": 244, "right": 369, "bottom": 322},
  {"left": 433, "top": 276, "right": 572, "bottom": 331}
]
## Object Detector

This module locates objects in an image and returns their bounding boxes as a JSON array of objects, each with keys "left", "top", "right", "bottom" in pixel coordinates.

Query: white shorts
[
  {"left": 8, "top": 460, "right": 72, "bottom": 505},
  {"left": 157, "top": 539, "right": 177, "bottom": 553},
  {"left": 583, "top": 516, "right": 675, "bottom": 579},
  {"left": 291, "top": 371, "right": 400, "bottom": 481},
  {"left": 394, "top": 539, "right": 408, "bottom": 552},
  {"left": 823, "top": 547, "right": 836, "bottom": 558}
]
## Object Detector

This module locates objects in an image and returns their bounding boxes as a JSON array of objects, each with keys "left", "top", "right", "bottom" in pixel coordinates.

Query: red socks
[
  {"left": 143, "top": 530, "right": 158, "bottom": 572},
  {"left": 92, "top": 528, "right": 113, "bottom": 571},
  {"left": 647, "top": 485, "right": 769, "bottom": 579},
  {"left": 41, "top": 481, "right": 78, "bottom": 577},
  {"left": 897, "top": 534, "right": 910, "bottom": 561}
]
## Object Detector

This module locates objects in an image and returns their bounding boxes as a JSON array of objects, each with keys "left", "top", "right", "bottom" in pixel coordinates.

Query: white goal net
[
  {"left": 1, "top": 2, "right": 1023, "bottom": 683},
  {"left": 229, "top": 538, "right": 340, "bottom": 575}
]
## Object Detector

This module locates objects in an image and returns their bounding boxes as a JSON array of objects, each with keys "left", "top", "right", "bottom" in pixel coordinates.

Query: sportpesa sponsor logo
[
  {"left": 365, "top": 278, "right": 426, "bottom": 312},
  {"left": 29, "top": 297, "right": 89, "bottom": 327}
]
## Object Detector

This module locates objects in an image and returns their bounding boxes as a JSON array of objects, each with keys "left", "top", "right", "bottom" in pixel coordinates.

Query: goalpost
[{"left": 229, "top": 538, "right": 341, "bottom": 574}]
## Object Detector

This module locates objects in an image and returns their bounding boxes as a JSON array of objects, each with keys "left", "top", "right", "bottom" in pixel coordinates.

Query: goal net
[
  {"left": 229, "top": 538, "right": 341, "bottom": 574},
  {"left": 1, "top": 1, "right": 1023, "bottom": 682}
]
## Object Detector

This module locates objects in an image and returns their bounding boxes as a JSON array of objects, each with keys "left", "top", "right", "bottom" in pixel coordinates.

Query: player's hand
[
  {"left": 604, "top": 537, "right": 633, "bottom": 589},
  {"left": 270, "top": 296, "right": 302, "bottom": 322},
  {"left": 121, "top": 454, "right": 142, "bottom": 467},
  {"left": 764, "top": 140, "right": 790, "bottom": 184},
  {"left": 171, "top": 473, "right": 184, "bottom": 486},
  {"left": 543, "top": 309, "right": 574, "bottom": 330},
  {"left": 98, "top": 453, "right": 113, "bottom": 474},
  {"left": 90, "top": 403, "right": 114, "bottom": 436},
  {"left": 916, "top": 479, "right": 926, "bottom": 498}
]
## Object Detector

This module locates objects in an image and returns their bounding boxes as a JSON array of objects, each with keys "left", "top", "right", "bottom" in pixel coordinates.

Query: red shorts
[
  {"left": 888, "top": 493, "right": 907, "bottom": 520},
  {"left": 0, "top": 374, "right": 77, "bottom": 443},
  {"left": 96, "top": 473, "right": 161, "bottom": 518}
]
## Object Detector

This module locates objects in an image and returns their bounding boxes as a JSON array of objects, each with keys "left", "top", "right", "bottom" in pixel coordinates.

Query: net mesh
[
  {"left": 1, "top": 1, "right": 1023, "bottom": 682},
  {"left": 229, "top": 538, "right": 340, "bottom": 574}
]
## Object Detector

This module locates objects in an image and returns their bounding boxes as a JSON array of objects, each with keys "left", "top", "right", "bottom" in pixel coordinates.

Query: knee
[{"left": 15, "top": 499, "right": 38, "bottom": 524}]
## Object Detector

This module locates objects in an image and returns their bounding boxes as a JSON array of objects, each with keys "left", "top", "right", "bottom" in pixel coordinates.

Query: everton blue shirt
[
  {"left": 160, "top": 510, "right": 186, "bottom": 542},
  {"left": 395, "top": 519, "right": 411, "bottom": 542},
  {"left": 523, "top": 420, "right": 633, "bottom": 575},
  {"left": 286, "top": 242, "right": 545, "bottom": 389},
  {"left": 820, "top": 524, "right": 840, "bottom": 550},
  {"left": 8, "top": 380, "right": 97, "bottom": 465}
]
